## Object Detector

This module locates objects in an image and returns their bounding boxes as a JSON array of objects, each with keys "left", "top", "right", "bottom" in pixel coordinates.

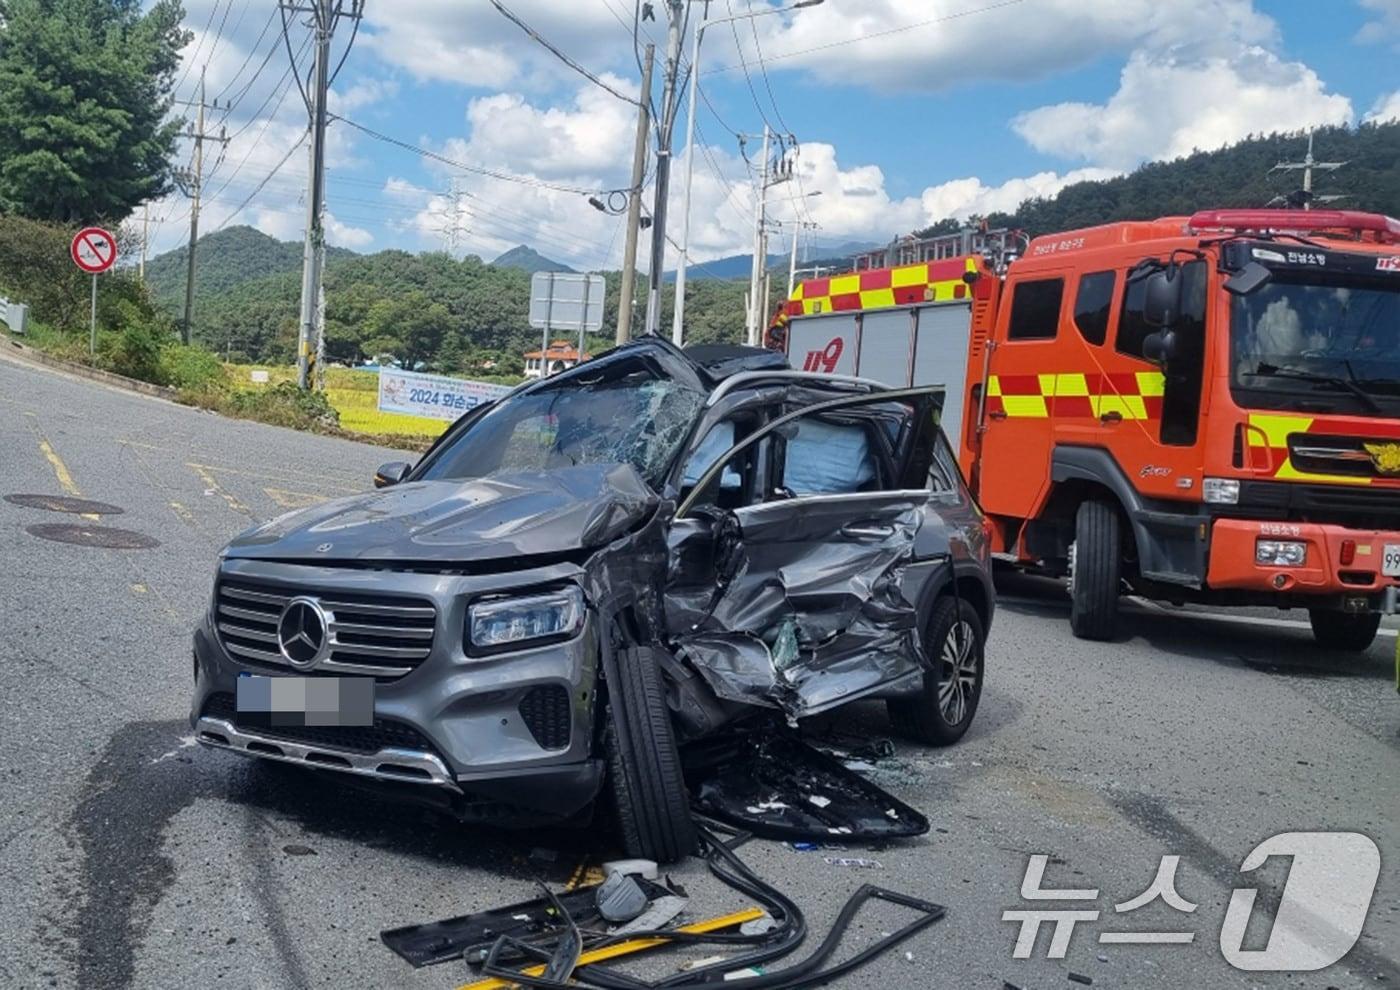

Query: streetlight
[{"left": 671, "top": 0, "right": 824, "bottom": 346}]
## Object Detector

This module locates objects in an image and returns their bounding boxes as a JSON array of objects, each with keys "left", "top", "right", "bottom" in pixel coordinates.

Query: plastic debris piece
[
  {"left": 1068, "top": 973, "right": 1093, "bottom": 985},
  {"left": 603, "top": 858, "right": 659, "bottom": 881},
  {"left": 680, "top": 955, "right": 728, "bottom": 972},
  {"left": 808, "top": 795, "right": 832, "bottom": 808},
  {"left": 823, "top": 857, "right": 883, "bottom": 870},
  {"left": 596, "top": 872, "right": 649, "bottom": 924},
  {"left": 724, "top": 967, "right": 765, "bottom": 980},
  {"left": 788, "top": 841, "right": 823, "bottom": 852},
  {"left": 739, "top": 913, "right": 779, "bottom": 936},
  {"left": 904, "top": 951, "right": 915, "bottom": 962},
  {"left": 282, "top": 844, "right": 315, "bottom": 856}
]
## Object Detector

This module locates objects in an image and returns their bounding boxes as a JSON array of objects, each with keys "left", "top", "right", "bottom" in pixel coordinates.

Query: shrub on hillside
[
  {"left": 179, "top": 380, "right": 341, "bottom": 433},
  {"left": 159, "top": 343, "right": 227, "bottom": 390}
]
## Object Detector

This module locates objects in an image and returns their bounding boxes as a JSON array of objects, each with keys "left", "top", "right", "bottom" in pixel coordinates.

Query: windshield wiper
[{"left": 1249, "top": 363, "right": 1382, "bottom": 413}]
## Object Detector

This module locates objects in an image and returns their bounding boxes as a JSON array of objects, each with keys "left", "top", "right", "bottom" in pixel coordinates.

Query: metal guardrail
[{"left": 0, "top": 295, "right": 29, "bottom": 334}]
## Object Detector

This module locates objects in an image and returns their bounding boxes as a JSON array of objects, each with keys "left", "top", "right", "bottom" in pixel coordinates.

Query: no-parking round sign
[{"left": 71, "top": 227, "right": 118, "bottom": 274}]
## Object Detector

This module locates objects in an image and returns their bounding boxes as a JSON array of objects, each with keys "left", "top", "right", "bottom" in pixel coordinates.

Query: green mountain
[
  {"left": 491, "top": 244, "right": 573, "bottom": 274},
  {"left": 145, "top": 226, "right": 357, "bottom": 311}
]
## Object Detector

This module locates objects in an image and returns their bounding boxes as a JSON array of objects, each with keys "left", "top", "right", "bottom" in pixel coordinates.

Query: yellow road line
[
  {"left": 169, "top": 501, "right": 196, "bottom": 526},
  {"left": 189, "top": 460, "right": 361, "bottom": 491},
  {"left": 457, "top": 908, "right": 766, "bottom": 990},
  {"left": 189, "top": 463, "right": 252, "bottom": 518},
  {"left": 27, "top": 419, "right": 99, "bottom": 521},
  {"left": 263, "top": 487, "right": 327, "bottom": 509}
]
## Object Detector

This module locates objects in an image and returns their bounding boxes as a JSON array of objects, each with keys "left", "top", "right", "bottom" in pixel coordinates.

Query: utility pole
[
  {"left": 644, "top": 1, "right": 686, "bottom": 338},
  {"left": 139, "top": 204, "right": 150, "bottom": 281},
  {"left": 172, "top": 69, "right": 229, "bottom": 345},
  {"left": 745, "top": 127, "right": 793, "bottom": 346},
  {"left": 617, "top": 43, "right": 654, "bottom": 345},
  {"left": 284, "top": 0, "right": 364, "bottom": 389},
  {"left": 1269, "top": 130, "right": 1346, "bottom": 210},
  {"left": 787, "top": 219, "right": 818, "bottom": 296}
]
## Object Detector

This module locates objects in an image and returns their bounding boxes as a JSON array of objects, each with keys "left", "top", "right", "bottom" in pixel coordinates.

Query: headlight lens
[
  {"left": 1203, "top": 478, "right": 1240, "bottom": 504},
  {"left": 468, "top": 587, "right": 584, "bottom": 651},
  {"left": 1256, "top": 539, "right": 1307, "bottom": 567}
]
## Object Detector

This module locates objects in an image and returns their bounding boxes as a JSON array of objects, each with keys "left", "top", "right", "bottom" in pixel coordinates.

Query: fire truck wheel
[
  {"left": 1069, "top": 500, "right": 1121, "bottom": 641},
  {"left": 1307, "top": 609, "right": 1381, "bottom": 652},
  {"left": 887, "top": 596, "right": 984, "bottom": 746}
]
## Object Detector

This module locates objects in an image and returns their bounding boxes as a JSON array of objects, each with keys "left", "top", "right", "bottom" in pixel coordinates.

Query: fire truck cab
[{"left": 773, "top": 210, "right": 1400, "bottom": 649}]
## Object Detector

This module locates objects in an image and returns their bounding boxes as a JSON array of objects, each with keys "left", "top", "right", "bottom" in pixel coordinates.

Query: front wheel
[
  {"left": 603, "top": 645, "right": 696, "bottom": 863},
  {"left": 887, "top": 596, "right": 985, "bottom": 746},
  {"left": 1069, "top": 500, "right": 1122, "bottom": 641},
  {"left": 1308, "top": 610, "right": 1381, "bottom": 652}
]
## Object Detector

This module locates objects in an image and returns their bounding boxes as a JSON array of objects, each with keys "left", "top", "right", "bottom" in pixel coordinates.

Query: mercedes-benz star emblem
[{"left": 276, "top": 596, "right": 332, "bottom": 670}]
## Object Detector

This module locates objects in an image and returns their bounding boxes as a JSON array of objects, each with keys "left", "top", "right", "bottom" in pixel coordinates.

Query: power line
[
  {"left": 702, "top": 0, "right": 1027, "bottom": 74},
  {"left": 215, "top": 132, "right": 308, "bottom": 230},
  {"left": 331, "top": 115, "right": 629, "bottom": 195},
  {"left": 723, "top": 0, "right": 776, "bottom": 134},
  {"left": 744, "top": 2, "right": 792, "bottom": 136},
  {"left": 173, "top": 0, "right": 223, "bottom": 95},
  {"left": 489, "top": 0, "right": 640, "bottom": 107}
]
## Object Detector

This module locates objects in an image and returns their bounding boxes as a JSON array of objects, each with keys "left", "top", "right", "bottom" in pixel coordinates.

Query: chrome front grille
[{"left": 215, "top": 580, "right": 437, "bottom": 679}]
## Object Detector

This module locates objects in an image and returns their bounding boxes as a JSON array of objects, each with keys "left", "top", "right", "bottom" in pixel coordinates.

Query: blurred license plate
[
  {"left": 236, "top": 675, "right": 374, "bottom": 727},
  {"left": 1384, "top": 545, "right": 1400, "bottom": 577}
]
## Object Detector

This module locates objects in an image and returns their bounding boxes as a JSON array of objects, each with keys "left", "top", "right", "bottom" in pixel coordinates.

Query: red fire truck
[{"left": 770, "top": 210, "right": 1400, "bottom": 649}]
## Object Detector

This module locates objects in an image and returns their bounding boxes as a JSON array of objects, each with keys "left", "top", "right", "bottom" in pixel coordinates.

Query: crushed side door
[{"left": 665, "top": 385, "right": 949, "bottom": 720}]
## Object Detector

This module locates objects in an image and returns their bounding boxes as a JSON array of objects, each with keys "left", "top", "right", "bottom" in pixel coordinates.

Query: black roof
[{"left": 682, "top": 344, "right": 789, "bottom": 385}]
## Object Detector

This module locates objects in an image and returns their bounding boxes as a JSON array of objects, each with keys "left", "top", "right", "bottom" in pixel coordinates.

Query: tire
[
  {"left": 887, "top": 596, "right": 985, "bottom": 746},
  {"left": 1308, "top": 610, "right": 1381, "bottom": 652},
  {"left": 1069, "top": 500, "right": 1121, "bottom": 641},
  {"left": 603, "top": 645, "right": 695, "bottom": 863}
]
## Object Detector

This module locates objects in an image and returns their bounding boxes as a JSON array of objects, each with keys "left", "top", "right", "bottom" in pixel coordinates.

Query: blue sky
[{"left": 148, "top": 0, "right": 1400, "bottom": 269}]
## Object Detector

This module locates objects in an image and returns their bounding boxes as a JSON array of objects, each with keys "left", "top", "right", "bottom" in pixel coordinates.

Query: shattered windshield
[
  {"left": 416, "top": 356, "right": 705, "bottom": 489},
  {"left": 1231, "top": 275, "right": 1400, "bottom": 414}
]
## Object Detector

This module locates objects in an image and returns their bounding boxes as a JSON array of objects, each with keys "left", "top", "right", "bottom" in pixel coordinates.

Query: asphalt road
[{"left": 1, "top": 348, "right": 1397, "bottom": 990}]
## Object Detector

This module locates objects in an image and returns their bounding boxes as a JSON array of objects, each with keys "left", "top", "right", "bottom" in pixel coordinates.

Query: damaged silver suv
[{"left": 191, "top": 338, "right": 993, "bottom": 862}]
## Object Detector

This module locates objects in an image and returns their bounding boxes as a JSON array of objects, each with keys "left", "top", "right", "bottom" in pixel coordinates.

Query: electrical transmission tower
[
  {"left": 281, "top": 0, "right": 365, "bottom": 389},
  {"left": 172, "top": 68, "right": 230, "bottom": 345},
  {"left": 1268, "top": 130, "right": 1347, "bottom": 210}
]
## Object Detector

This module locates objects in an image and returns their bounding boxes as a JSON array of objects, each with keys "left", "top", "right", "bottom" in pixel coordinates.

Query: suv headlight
[
  {"left": 1203, "top": 478, "right": 1240, "bottom": 504},
  {"left": 468, "top": 587, "right": 585, "bottom": 652},
  {"left": 1256, "top": 539, "right": 1307, "bottom": 567}
]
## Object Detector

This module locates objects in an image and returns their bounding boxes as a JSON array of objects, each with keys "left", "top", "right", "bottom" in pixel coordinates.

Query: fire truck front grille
[{"left": 1237, "top": 481, "right": 1400, "bottom": 530}]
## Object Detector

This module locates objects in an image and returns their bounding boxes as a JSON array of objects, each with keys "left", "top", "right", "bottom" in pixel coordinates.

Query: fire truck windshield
[{"left": 1230, "top": 274, "right": 1400, "bottom": 416}]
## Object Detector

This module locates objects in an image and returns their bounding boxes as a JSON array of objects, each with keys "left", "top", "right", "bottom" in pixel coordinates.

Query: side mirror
[
  {"left": 1142, "top": 330, "right": 1179, "bottom": 365},
  {"left": 373, "top": 461, "right": 411, "bottom": 488},
  {"left": 1224, "top": 261, "right": 1272, "bottom": 297},
  {"left": 1142, "top": 267, "right": 1182, "bottom": 328}
]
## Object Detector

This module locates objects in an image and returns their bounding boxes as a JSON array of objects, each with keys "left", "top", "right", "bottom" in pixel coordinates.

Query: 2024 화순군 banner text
[{"left": 377, "top": 368, "right": 512, "bottom": 422}]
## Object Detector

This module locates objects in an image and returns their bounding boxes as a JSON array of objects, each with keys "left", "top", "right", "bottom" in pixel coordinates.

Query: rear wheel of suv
[
  {"left": 603, "top": 645, "right": 696, "bottom": 863},
  {"left": 888, "top": 596, "right": 985, "bottom": 746},
  {"left": 1069, "top": 500, "right": 1121, "bottom": 641},
  {"left": 1308, "top": 609, "right": 1381, "bottom": 652}
]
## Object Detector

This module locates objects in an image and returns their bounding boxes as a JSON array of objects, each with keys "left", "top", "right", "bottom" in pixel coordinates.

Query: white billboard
[{"left": 377, "top": 368, "right": 512, "bottom": 422}]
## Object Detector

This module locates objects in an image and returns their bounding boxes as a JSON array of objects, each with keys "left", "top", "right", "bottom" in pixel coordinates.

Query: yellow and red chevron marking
[
  {"left": 985, "top": 372, "right": 1166, "bottom": 420},
  {"left": 1242, "top": 412, "right": 1400, "bottom": 485},
  {"left": 784, "top": 257, "right": 979, "bottom": 317}
]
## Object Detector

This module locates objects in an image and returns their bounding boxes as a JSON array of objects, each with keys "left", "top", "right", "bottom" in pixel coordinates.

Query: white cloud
[
  {"left": 919, "top": 168, "right": 1121, "bottom": 220},
  {"left": 739, "top": 0, "right": 1278, "bottom": 92},
  {"left": 1364, "top": 89, "right": 1400, "bottom": 122},
  {"left": 360, "top": 0, "right": 626, "bottom": 89},
  {"left": 1356, "top": 0, "right": 1400, "bottom": 46},
  {"left": 1013, "top": 47, "right": 1352, "bottom": 170}
]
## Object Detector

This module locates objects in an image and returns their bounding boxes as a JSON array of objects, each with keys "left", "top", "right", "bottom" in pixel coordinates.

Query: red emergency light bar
[{"left": 1187, "top": 208, "right": 1400, "bottom": 244}]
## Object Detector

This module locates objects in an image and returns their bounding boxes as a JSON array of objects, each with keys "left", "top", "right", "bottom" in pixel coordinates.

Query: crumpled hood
[{"left": 225, "top": 463, "right": 659, "bottom": 563}]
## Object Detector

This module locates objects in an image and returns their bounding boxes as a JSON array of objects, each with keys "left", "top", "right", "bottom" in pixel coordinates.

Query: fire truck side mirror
[
  {"left": 1142, "top": 330, "right": 1179, "bottom": 365},
  {"left": 1142, "top": 267, "right": 1182, "bottom": 329}
]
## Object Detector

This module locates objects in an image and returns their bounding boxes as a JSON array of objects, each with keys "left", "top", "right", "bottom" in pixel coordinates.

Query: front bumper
[
  {"left": 190, "top": 558, "right": 606, "bottom": 819},
  {"left": 1206, "top": 519, "right": 1400, "bottom": 605}
]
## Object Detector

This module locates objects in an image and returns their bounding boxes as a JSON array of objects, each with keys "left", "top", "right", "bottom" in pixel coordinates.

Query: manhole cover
[
  {"left": 5, "top": 493, "right": 125, "bottom": 515},
  {"left": 26, "top": 523, "right": 159, "bottom": 550}
]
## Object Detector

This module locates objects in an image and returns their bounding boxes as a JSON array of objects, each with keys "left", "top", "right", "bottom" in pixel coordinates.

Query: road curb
[{"left": 3, "top": 337, "right": 179, "bottom": 401}]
